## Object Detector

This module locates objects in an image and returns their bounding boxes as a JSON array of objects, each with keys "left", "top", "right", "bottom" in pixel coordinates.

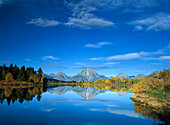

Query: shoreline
[{"left": 131, "top": 93, "right": 170, "bottom": 110}]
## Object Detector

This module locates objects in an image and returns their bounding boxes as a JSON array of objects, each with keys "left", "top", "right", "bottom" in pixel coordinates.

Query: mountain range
[
  {"left": 44, "top": 68, "right": 107, "bottom": 81},
  {"left": 44, "top": 68, "right": 157, "bottom": 81}
]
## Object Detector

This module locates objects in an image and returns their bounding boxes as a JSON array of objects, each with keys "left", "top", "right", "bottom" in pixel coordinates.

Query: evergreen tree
[
  {"left": 2, "top": 70, "right": 6, "bottom": 80},
  {"left": 0, "top": 66, "right": 2, "bottom": 80},
  {"left": 37, "top": 68, "right": 42, "bottom": 81},
  {"left": 17, "top": 66, "right": 26, "bottom": 81},
  {"left": 2, "top": 64, "right": 6, "bottom": 70},
  {"left": 8, "top": 63, "right": 13, "bottom": 74},
  {"left": 13, "top": 64, "right": 19, "bottom": 80},
  {"left": 26, "top": 67, "right": 34, "bottom": 80},
  {"left": 2, "top": 64, "right": 6, "bottom": 73}
]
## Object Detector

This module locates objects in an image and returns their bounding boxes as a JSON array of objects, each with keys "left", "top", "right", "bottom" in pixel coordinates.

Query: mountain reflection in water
[{"left": 0, "top": 85, "right": 168, "bottom": 125}]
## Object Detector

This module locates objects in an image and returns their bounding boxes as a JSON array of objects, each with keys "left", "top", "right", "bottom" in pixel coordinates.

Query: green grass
[{"left": 146, "top": 88, "right": 168, "bottom": 100}]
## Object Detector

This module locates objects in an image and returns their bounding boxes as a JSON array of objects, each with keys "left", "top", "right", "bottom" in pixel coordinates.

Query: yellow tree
[
  {"left": 105, "top": 79, "right": 110, "bottom": 83},
  {"left": 5, "top": 73, "right": 14, "bottom": 82}
]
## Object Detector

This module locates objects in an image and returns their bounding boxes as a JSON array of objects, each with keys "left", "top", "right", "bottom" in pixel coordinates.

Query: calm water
[{"left": 0, "top": 85, "right": 167, "bottom": 125}]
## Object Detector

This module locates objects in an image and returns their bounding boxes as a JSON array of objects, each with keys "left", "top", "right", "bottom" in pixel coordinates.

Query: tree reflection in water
[
  {"left": 0, "top": 85, "right": 47, "bottom": 105},
  {"left": 133, "top": 100, "right": 170, "bottom": 125},
  {"left": 0, "top": 85, "right": 169, "bottom": 124}
]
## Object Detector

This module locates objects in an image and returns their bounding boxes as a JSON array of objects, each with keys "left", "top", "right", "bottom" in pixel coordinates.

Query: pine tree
[
  {"left": 2, "top": 70, "right": 6, "bottom": 80},
  {"left": 26, "top": 67, "right": 34, "bottom": 81},
  {"left": 13, "top": 64, "right": 19, "bottom": 80},
  {"left": 8, "top": 63, "right": 13, "bottom": 74},
  {"left": 17, "top": 66, "right": 26, "bottom": 81},
  {"left": 37, "top": 68, "right": 42, "bottom": 81}
]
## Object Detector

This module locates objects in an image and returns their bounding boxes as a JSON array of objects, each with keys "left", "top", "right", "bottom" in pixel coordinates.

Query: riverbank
[
  {"left": 131, "top": 93, "right": 170, "bottom": 109},
  {"left": 0, "top": 80, "right": 43, "bottom": 86}
]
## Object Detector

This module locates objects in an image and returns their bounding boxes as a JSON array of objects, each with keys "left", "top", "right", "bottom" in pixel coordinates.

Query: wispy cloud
[
  {"left": 90, "top": 45, "right": 169, "bottom": 61},
  {"left": 64, "top": 0, "right": 114, "bottom": 29},
  {"left": 89, "top": 57, "right": 106, "bottom": 61},
  {"left": 107, "top": 53, "right": 141, "bottom": 61},
  {"left": 150, "top": 63, "right": 169, "bottom": 66},
  {"left": 65, "top": 12, "right": 114, "bottom": 29},
  {"left": 134, "top": 25, "right": 143, "bottom": 31},
  {"left": 27, "top": 18, "right": 59, "bottom": 27},
  {"left": 0, "top": 61, "right": 11, "bottom": 63},
  {"left": 42, "top": 56, "right": 59, "bottom": 60},
  {"left": 43, "top": 64, "right": 117, "bottom": 69},
  {"left": 75, "top": 62, "right": 85, "bottom": 65},
  {"left": 85, "top": 42, "right": 112, "bottom": 48},
  {"left": 25, "top": 59, "right": 31, "bottom": 61},
  {"left": 129, "top": 13, "right": 170, "bottom": 31},
  {"left": 159, "top": 56, "right": 170, "bottom": 60},
  {"left": 105, "top": 62, "right": 120, "bottom": 65}
]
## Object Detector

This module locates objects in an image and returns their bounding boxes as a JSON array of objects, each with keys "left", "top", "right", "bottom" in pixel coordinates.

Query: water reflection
[
  {"left": 0, "top": 85, "right": 169, "bottom": 124},
  {"left": 0, "top": 85, "right": 46, "bottom": 105},
  {"left": 133, "top": 101, "right": 170, "bottom": 124}
]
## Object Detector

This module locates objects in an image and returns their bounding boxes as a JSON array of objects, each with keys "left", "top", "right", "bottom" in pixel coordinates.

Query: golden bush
[{"left": 5, "top": 73, "right": 14, "bottom": 82}]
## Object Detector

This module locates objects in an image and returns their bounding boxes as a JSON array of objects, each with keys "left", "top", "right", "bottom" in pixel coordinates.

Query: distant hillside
[
  {"left": 115, "top": 73, "right": 147, "bottom": 79},
  {"left": 44, "top": 69, "right": 161, "bottom": 82},
  {"left": 116, "top": 73, "right": 129, "bottom": 79},
  {"left": 44, "top": 68, "right": 107, "bottom": 81},
  {"left": 75, "top": 68, "right": 107, "bottom": 81}
]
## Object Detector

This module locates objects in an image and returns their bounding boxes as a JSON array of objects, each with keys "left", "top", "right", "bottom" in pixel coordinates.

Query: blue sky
[{"left": 0, "top": 0, "right": 170, "bottom": 77}]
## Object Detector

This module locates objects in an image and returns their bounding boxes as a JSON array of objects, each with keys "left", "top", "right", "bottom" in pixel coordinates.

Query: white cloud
[
  {"left": 25, "top": 59, "right": 31, "bottom": 61},
  {"left": 134, "top": 25, "right": 143, "bottom": 31},
  {"left": 64, "top": 0, "right": 114, "bottom": 29},
  {"left": 27, "top": 18, "right": 59, "bottom": 27},
  {"left": 129, "top": 13, "right": 170, "bottom": 31},
  {"left": 90, "top": 45, "right": 169, "bottom": 61},
  {"left": 105, "top": 62, "right": 120, "bottom": 65},
  {"left": 139, "top": 50, "right": 165, "bottom": 56},
  {"left": 65, "top": 12, "right": 114, "bottom": 29},
  {"left": 75, "top": 62, "right": 84, "bottom": 65},
  {"left": 89, "top": 57, "right": 105, "bottom": 61},
  {"left": 42, "top": 56, "right": 59, "bottom": 60},
  {"left": 85, "top": 42, "right": 112, "bottom": 48},
  {"left": 107, "top": 53, "right": 141, "bottom": 61},
  {"left": 159, "top": 56, "right": 170, "bottom": 60}
]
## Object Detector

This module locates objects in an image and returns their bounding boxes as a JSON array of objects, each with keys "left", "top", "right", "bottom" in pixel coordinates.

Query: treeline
[
  {"left": 76, "top": 78, "right": 142, "bottom": 84},
  {"left": 0, "top": 64, "right": 47, "bottom": 83}
]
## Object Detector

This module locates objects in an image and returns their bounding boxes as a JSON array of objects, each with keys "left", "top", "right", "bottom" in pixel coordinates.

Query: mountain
[
  {"left": 70, "top": 75, "right": 88, "bottom": 81},
  {"left": 116, "top": 73, "right": 129, "bottom": 79},
  {"left": 135, "top": 74, "right": 147, "bottom": 79},
  {"left": 44, "top": 72, "right": 71, "bottom": 81},
  {"left": 115, "top": 73, "right": 147, "bottom": 79},
  {"left": 75, "top": 68, "right": 107, "bottom": 81},
  {"left": 53, "top": 72, "right": 71, "bottom": 81},
  {"left": 44, "top": 68, "right": 107, "bottom": 81},
  {"left": 150, "top": 70, "right": 160, "bottom": 75},
  {"left": 44, "top": 68, "right": 151, "bottom": 81}
]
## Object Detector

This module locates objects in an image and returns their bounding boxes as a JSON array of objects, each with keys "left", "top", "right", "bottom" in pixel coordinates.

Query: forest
[{"left": 0, "top": 64, "right": 47, "bottom": 84}]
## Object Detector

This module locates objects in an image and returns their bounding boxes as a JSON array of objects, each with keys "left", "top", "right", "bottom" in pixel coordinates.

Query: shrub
[
  {"left": 5, "top": 73, "right": 14, "bottom": 82},
  {"left": 29, "top": 74, "right": 40, "bottom": 83}
]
